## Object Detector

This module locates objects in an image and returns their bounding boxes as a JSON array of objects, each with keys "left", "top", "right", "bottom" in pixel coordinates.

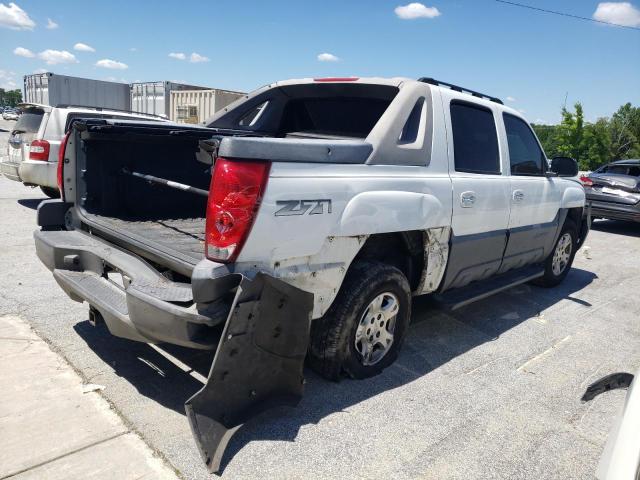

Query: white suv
[{"left": 0, "top": 104, "right": 168, "bottom": 197}]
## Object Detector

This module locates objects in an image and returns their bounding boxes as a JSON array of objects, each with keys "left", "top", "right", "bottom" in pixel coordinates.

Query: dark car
[{"left": 583, "top": 159, "right": 640, "bottom": 222}]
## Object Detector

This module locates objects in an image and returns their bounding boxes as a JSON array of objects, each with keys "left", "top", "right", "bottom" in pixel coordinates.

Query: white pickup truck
[{"left": 33, "top": 76, "right": 589, "bottom": 472}]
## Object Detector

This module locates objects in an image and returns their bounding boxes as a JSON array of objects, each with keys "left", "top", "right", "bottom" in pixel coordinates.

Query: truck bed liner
[{"left": 84, "top": 214, "right": 206, "bottom": 264}]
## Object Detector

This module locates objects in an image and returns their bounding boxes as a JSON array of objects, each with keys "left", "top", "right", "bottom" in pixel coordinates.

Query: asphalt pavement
[{"left": 1, "top": 117, "right": 639, "bottom": 479}]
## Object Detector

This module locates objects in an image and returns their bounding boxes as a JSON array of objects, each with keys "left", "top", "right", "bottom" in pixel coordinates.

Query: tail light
[
  {"left": 580, "top": 175, "right": 593, "bottom": 187},
  {"left": 57, "top": 131, "right": 71, "bottom": 200},
  {"left": 205, "top": 158, "right": 270, "bottom": 262},
  {"left": 29, "top": 139, "right": 50, "bottom": 161}
]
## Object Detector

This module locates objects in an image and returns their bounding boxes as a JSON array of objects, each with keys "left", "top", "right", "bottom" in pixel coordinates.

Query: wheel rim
[
  {"left": 552, "top": 233, "right": 573, "bottom": 276},
  {"left": 354, "top": 292, "right": 399, "bottom": 366}
]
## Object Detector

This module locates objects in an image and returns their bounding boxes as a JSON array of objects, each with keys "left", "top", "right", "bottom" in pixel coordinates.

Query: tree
[
  {"left": 583, "top": 118, "right": 611, "bottom": 170},
  {"left": 608, "top": 103, "right": 640, "bottom": 160},
  {"left": 0, "top": 88, "right": 23, "bottom": 107},
  {"left": 534, "top": 102, "right": 640, "bottom": 171}
]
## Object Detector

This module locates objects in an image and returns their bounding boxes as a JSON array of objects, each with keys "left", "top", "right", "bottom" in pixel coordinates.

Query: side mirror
[{"left": 550, "top": 156, "right": 578, "bottom": 177}]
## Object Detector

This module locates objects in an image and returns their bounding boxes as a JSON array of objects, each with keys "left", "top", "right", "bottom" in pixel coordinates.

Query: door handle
[
  {"left": 513, "top": 190, "right": 525, "bottom": 202},
  {"left": 460, "top": 191, "right": 476, "bottom": 208}
]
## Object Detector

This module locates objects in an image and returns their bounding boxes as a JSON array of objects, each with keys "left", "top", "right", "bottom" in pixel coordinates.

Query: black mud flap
[
  {"left": 581, "top": 372, "right": 634, "bottom": 402},
  {"left": 185, "top": 273, "right": 314, "bottom": 473}
]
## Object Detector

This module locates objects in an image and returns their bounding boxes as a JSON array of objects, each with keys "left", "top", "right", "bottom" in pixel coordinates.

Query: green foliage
[
  {"left": 0, "top": 88, "right": 23, "bottom": 107},
  {"left": 533, "top": 102, "right": 640, "bottom": 171}
]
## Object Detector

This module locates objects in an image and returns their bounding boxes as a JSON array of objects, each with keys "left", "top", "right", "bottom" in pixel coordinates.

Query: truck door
[
  {"left": 499, "top": 113, "right": 563, "bottom": 273},
  {"left": 439, "top": 95, "right": 511, "bottom": 291}
]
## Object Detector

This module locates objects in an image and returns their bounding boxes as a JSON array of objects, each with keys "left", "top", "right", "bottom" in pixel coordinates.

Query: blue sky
[{"left": 1, "top": 0, "right": 639, "bottom": 123}]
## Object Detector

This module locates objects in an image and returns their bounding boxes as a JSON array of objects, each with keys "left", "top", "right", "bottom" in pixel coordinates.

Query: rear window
[
  {"left": 14, "top": 110, "right": 44, "bottom": 133},
  {"left": 600, "top": 164, "right": 640, "bottom": 176},
  {"left": 279, "top": 97, "right": 392, "bottom": 138},
  {"left": 209, "top": 83, "right": 398, "bottom": 139}
]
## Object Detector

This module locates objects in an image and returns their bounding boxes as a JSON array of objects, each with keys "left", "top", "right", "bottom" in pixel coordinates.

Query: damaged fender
[{"left": 185, "top": 272, "right": 314, "bottom": 473}]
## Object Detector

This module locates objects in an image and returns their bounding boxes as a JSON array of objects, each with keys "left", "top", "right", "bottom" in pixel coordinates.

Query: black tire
[
  {"left": 535, "top": 219, "right": 578, "bottom": 287},
  {"left": 308, "top": 260, "right": 411, "bottom": 381},
  {"left": 40, "top": 186, "right": 60, "bottom": 199}
]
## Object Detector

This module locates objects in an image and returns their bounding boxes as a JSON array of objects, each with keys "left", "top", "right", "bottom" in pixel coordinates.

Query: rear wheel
[
  {"left": 308, "top": 260, "right": 411, "bottom": 381},
  {"left": 40, "top": 186, "right": 60, "bottom": 199},
  {"left": 535, "top": 220, "right": 578, "bottom": 287}
]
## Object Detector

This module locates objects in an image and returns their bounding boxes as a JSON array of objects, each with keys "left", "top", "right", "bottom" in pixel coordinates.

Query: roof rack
[
  {"left": 55, "top": 104, "right": 167, "bottom": 119},
  {"left": 418, "top": 77, "right": 503, "bottom": 105}
]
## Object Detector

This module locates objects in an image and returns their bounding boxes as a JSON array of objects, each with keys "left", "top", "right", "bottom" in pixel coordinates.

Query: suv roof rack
[
  {"left": 418, "top": 77, "right": 503, "bottom": 105},
  {"left": 55, "top": 104, "right": 167, "bottom": 119}
]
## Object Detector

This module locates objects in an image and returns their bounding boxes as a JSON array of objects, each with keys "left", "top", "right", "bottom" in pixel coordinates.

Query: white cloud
[
  {"left": 13, "top": 46, "right": 34, "bottom": 58},
  {"left": 46, "top": 17, "right": 58, "bottom": 29},
  {"left": 189, "top": 52, "right": 209, "bottom": 63},
  {"left": 534, "top": 118, "right": 547, "bottom": 124},
  {"left": 395, "top": 2, "right": 441, "bottom": 19},
  {"left": 129, "top": 47, "right": 137, "bottom": 52},
  {"left": 74, "top": 42, "right": 95, "bottom": 52},
  {"left": 38, "top": 49, "right": 78, "bottom": 65},
  {"left": 317, "top": 52, "right": 340, "bottom": 62},
  {"left": 518, "top": 109, "right": 526, "bottom": 114},
  {"left": 0, "top": 2, "right": 35, "bottom": 30},
  {"left": 95, "top": 58, "right": 128, "bottom": 69},
  {"left": 0, "top": 69, "right": 18, "bottom": 89},
  {"left": 33, "top": 68, "right": 47, "bottom": 74},
  {"left": 506, "top": 96, "right": 516, "bottom": 102},
  {"left": 593, "top": 2, "right": 640, "bottom": 27},
  {"left": 169, "top": 52, "right": 186, "bottom": 60},
  {"left": 104, "top": 76, "right": 127, "bottom": 83}
]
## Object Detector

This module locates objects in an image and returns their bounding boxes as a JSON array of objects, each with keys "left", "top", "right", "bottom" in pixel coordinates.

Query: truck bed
[{"left": 84, "top": 214, "right": 206, "bottom": 265}]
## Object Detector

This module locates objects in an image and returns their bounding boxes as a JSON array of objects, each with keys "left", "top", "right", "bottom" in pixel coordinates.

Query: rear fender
[
  {"left": 339, "top": 191, "right": 445, "bottom": 235},
  {"left": 185, "top": 273, "right": 314, "bottom": 473}
]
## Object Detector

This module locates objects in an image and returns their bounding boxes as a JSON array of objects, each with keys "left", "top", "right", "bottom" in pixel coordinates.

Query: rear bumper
[
  {"left": 19, "top": 159, "right": 57, "bottom": 188},
  {"left": 0, "top": 159, "right": 21, "bottom": 182},
  {"left": 587, "top": 196, "right": 640, "bottom": 222},
  {"left": 34, "top": 228, "right": 232, "bottom": 349}
]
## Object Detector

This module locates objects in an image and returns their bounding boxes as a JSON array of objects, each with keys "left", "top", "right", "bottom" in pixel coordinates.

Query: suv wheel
[
  {"left": 308, "top": 260, "right": 411, "bottom": 381},
  {"left": 535, "top": 220, "right": 578, "bottom": 287}
]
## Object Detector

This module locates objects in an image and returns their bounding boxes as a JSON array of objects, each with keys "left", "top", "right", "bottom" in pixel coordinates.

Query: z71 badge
[{"left": 275, "top": 199, "right": 332, "bottom": 216}]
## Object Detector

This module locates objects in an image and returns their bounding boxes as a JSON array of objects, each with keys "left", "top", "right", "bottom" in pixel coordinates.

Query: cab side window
[
  {"left": 450, "top": 102, "right": 500, "bottom": 174},
  {"left": 503, "top": 113, "right": 546, "bottom": 175}
]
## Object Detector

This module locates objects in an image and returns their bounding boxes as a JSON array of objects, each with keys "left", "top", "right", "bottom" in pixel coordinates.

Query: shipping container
[
  {"left": 130, "top": 81, "right": 213, "bottom": 118},
  {"left": 170, "top": 89, "right": 245, "bottom": 124},
  {"left": 23, "top": 73, "right": 131, "bottom": 110}
]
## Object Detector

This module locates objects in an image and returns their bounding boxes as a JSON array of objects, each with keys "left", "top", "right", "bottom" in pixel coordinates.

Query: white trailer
[
  {"left": 130, "top": 81, "right": 210, "bottom": 118},
  {"left": 23, "top": 73, "right": 130, "bottom": 110},
  {"left": 170, "top": 89, "right": 245, "bottom": 124}
]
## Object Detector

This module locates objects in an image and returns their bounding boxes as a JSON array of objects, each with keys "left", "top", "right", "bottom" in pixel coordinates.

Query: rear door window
[{"left": 450, "top": 102, "right": 500, "bottom": 174}]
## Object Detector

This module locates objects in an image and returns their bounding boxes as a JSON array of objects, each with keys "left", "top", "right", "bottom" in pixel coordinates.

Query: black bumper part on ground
[{"left": 186, "top": 273, "right": 314, "bottom": 473}]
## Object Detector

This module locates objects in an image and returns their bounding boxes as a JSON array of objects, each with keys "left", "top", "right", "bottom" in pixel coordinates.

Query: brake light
[
  {"left": 313, "top": 77, "right": 359, "bottom": 82},
  {"left": 57, "top": 131, "right": 71, "bottom": 200},
  {"left": 205, "top": 158, "right": 270, "bottom": 262},
  {"left": 580, "top": 175, "right": 593, "bottom": 187},
  {"left": 29, "top": 139, "right": 50, "bottom": 161}
]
